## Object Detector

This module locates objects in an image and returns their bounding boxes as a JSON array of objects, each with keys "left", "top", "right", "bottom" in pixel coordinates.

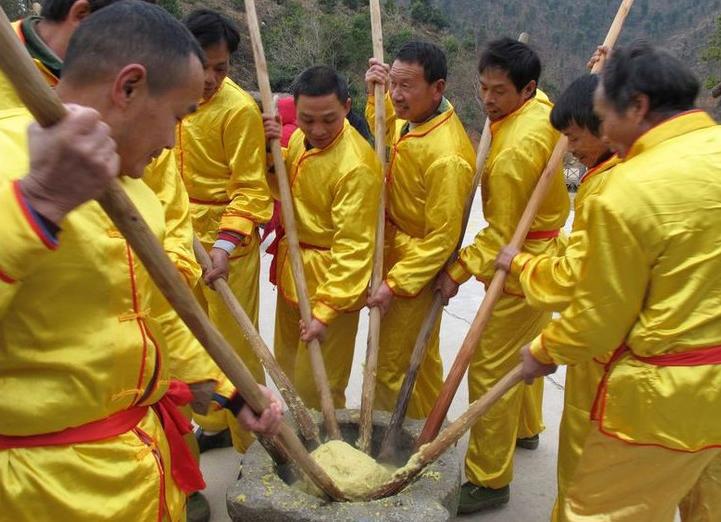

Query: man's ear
[
  {"left": 110, "top": 64, "right": 149, "bottom": 109},
  {"left": 433, "top": 78, "right": 446, "bottom": 101},
  {"left": 521, "top": 80, "right": 537, "bottom": 101},
  {"left": 629, "top": 93, "right": 650, "bottom": 124},
  {"left": 343, "top": 97, "right": 352, "bottom": 115},
  {"left": 67, "top": 0, "right": 91, "bottom": 23}
]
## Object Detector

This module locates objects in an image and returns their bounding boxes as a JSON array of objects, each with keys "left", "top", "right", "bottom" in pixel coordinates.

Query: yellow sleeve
[
  {"left": 143, "top": 152, "right": 201, "bottom": 286},
  {"left": 532, "top": 194, "right": 649, "bottom": 365},
  {"left": 0, "top": 180, "right": 59, "bottom": 317},
  {"left": 312, "top": 164, "right": 382, "bottom": 324},
  {"left": 365, "top": 92, "right": 396, "bottom": 145},
  {"left": 448, "top": 147, "right": 546, "bottom": 285},
  {"left": 514, "top": 228, "right": 587, "bottom": 312},
  {"left": 387, "top": 155, "right": 473, "bottom": 296},
  {"left": 220, "top": 102, "right": 274, "bottom": 236}
]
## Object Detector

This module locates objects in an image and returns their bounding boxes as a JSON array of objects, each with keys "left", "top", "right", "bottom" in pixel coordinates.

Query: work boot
[
  {"left": 516, "top": 434, "right": 540, "bottom": 450},
  {"left": 195, "top": 427, "right": 232, "bottom": 453},
  {"left": 187, "top": 492, "right": 211, "bottom": 522},
  {"left": 457, "top": 482, "right": 510, "bottom": 514}
]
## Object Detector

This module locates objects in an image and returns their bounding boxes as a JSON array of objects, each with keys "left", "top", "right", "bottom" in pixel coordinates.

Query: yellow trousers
[
  {"left": 550, "top": 360, "right": 607, "bottom": 521},
  {"left": 564, "top": 426, "right": 721, "bottom": 522},
  {"left": 375, "top": 283, "right": 444, "bottom": 419},
  {"left": 274, "top": 294, "right": 358, "bottom": 410},
  {"left": 0, "top": 409, "right": 186, "bottom": 522},
  {"left": 465, "top": 292, "right": 549, "bottom": 489},
  {"left": 193, "top": 234, "right": 265, "bottom": 453}
]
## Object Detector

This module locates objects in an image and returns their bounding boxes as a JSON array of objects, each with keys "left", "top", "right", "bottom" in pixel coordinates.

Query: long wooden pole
[
  {"left": 0, "top": 6, "right": 346, "bottom": 501},
  {"left": 192, "top": 237, "right": 320, "bottom": 446},
  {"left": 357, "top": 0, "right": 387, "bottom": 455},
  {"left": 368, "top": 364, "right": 524, "bottom": 499},
  {"left": 378, "top": 32, "right": 529, "bottom": 461},
  {"left": 415, "top": 0, "right": 635, "bottom": 449},
  {"left": 242, "top": 0, "right": 341, "bottom": 440}
]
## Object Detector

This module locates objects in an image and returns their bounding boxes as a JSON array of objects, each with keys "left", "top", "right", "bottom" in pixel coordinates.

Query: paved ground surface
[{"left": 199, "top": 193, "right": 679, "bottom": 521}]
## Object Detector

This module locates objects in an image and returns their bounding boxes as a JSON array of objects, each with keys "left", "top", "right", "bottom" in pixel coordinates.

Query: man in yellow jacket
[
  {"left": 364, "top": 41, "right": 475, "bottom": 419},
  {"left": 176, "top": 9, "right": 273, "bottom": 451},
  {"left": 0, "top": 4, "right": 282, "bottom": 521},
  {"left": 522, "top": 42, "right": 721, "bottom": 522},
  {"left": 435, "top": 38, "right": 569, "bottom": 512},
  {"left": 0, "top": 0, "right": 133, "bottom": 111},
  {"left": 263, "top": 65, "right": 382, "bottom": 409},
  {"left": 495, "top": 73, "right": 618, "bottom": 521},
  {"left": 0, "top": 6, "right": 234, "bottom": 518}
]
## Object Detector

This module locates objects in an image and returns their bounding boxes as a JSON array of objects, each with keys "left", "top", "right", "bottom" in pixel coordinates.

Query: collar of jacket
[
  {"left": 581, "top": 153, "right": 620, "bottom": 184},
  {"left": 398, "top": 98, "right": 454, "bottom": 140},
  {"left": 19, "top": 16, "right": 62, "bottom": 79},
  {"left": 625, "top": 109, "right": 714, "bottom": 161}
]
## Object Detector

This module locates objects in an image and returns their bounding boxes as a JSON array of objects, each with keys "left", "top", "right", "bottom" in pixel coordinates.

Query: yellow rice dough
[{"left": 300, "top": 440, "right": 395, "bottom": 500}]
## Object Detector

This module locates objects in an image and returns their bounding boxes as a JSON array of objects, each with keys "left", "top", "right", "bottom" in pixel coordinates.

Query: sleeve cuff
[
  {"left": 446, "top": 260, "right": 472, "bottom": 285},
  {"left": 0, "top": 180, "right": 59, "bottom": 281},
  {"left": 312, "top": 300, "right": 339, "bottom": 325},
  {"left": 385, "top": 275, "right": 412, "bottom": 297},
  {"left": 511, "top": 252, "right": 534, "bottom": 278},
  {"left": 530, "top": 335, "right": 555, "bottom": 365},
  {"left": 212, "top": 239, "right": 236, "bottom": 256},
  {"left": 219, "top": 214, "right": 255, "bottom": 237}
]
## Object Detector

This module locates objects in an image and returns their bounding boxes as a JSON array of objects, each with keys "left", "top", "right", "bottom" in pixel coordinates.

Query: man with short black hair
[
  {"left": 263, "top": 65, "right": 382, "bottom": 409},
  {"left": 435, "top": 37, "right": 569, "bottom": 512},
  {"left": 495, "top": 72, "right": 618, "bottom": 521},
  {"left": 0, "top": 0, "right": 142, "bottom": 111},
  {"left": 0, "top": 3, "right": 283, "bottom": 520},
  {"left": 521, "top": 41, "right": 721, "bottom": 522},
  {"left": 176, "top": 8, "right": 273, "bottom": 453},
  {"left": 364, "top": 41, "right": 475, "bottom": 421}
]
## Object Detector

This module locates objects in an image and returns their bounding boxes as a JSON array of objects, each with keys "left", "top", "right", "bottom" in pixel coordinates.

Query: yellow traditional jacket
[
  {"left": 531, "top": 111, "right": 721, "bottom": 451},
  {"left": 0, "top": 109, "right": 172, "bottom": 435},
  {"left": 272, "top": 120, "right": 382, "bottom": 324},
  {"left": 511, "top": 155, "right": 620, "bottom": 310},
  {"left": 446, "top": 91, "right": 570, "bottom": 293},
  {"left": 142, "top": 151, "right": 231, "bottom": 390},
  {"left": 365, "top": 93, "right": 475, "bottom": 296},
  {"left": 175, "top": 77, "right": 272, "bottom": 249},
  {"left": 0, "top": 20, "right": 59, "bottom": 112},
  {"left": 143, "top": 149, "right": 201, "bottom": 286}
]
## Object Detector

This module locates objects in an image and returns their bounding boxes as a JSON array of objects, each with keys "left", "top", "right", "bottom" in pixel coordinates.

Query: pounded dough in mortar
[{"left": 299, "top": 440, "right": 395, "bottom": 501}]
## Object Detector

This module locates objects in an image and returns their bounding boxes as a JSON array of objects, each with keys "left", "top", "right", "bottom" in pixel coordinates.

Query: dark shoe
[
  {"left": 516, "top": 434, "right": 540, "bottom": 450},
  {"left": 195, "top": 427, "right": 232, "bottom": 453},
  {"left": 457, "top": 481, "right": 510, "bottom": 514},
  {"left": 187, "top": 492, "right": 211, "bottom": 522}
]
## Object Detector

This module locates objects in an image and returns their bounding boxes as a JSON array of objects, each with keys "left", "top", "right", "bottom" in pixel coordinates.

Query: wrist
[
  {"left": 212, "top": 241, "right": 234, "bottom": 256},
  {"left": 18, "top": 176, "right": 67, "bottom": 225}
]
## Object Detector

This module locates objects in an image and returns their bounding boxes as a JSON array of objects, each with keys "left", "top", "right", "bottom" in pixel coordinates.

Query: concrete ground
[{"left": 198, "top": 193, "right": 669, "bottom": 521}]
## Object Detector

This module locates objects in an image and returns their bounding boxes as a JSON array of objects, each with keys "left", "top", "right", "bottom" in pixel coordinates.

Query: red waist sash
[
  {"left": 0, "top": 380, "right": 205, "bottom": 494},
  {"left": 591, "top": 343, "right": 721, "bottom": 421},
  {"left": 266, "top": 224, "right": 330, "bottom": 285},
  {"left": 526, "top": 229, "right": 560, "bottom": 240}
]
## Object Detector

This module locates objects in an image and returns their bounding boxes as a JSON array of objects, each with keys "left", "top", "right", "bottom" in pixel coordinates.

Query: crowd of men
[{"left": 1, "top": 1, "right": 720, "bottom": 521}]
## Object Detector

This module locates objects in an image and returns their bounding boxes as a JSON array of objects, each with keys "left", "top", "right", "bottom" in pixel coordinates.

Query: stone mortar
[{"left": 227, "top": 409, "right": 461, "bottom": 522}]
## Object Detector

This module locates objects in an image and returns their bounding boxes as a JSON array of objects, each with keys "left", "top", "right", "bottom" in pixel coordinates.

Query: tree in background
[
  {"left": 702, "top": 14, "right": 721, "bottom": 90},
  {"left": 1, "top": 0, "right": 28, "bottom": 20}
]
